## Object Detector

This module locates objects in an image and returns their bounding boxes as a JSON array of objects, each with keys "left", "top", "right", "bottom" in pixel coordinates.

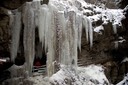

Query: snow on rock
[
  {"left": 48, "top": 0, "right": 125, "bottom": 29},
  {"left": 122, "top": 57, "right": 128, "bottom": 63},
  {"left": 88, "top": 14, "right": 102, "bottom": 22},
  {"left": 29, "top": 76, "right": 50, "bottom": 85},
  {"left": 91, "top": 8, "right": 125, "bottom": 26},
  {"left": 116, "top": 73, "right": 128, "bottom": 85},
  {"left": 50, "top": 65, "right": 109, "bottom": 85},
  {"left": 94, "top": 25, "right": 104, "bottom": 34},
  {"left": 79, "top": 0, "right": 125, "bottom": 26}
]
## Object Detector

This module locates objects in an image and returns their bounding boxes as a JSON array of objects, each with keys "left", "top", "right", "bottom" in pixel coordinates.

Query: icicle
[
  {"left": 112, "top": 24, "right": 117, "bottom": 34},
  {"left": 87, "top": 18, "right": 93, "bottom": 48},
  {"left": 61, "top": 14, "right": 70, "bottom": 65},
  {"left": 46, "top": 5, "right": 57, "bottom": 76},
  {"left": 38, "top": 5, "right": 48, "bottom": 48},
  {"left": 57, "top": 11, "right": 66, "bottom": 65},
  {"left": 82, "top": 16, "right": 93, "bottom": 48},
  {"left": 66, "top": 12, "right": 73, "bottom": 66},
  {"left": 76, "top": 13, "right": 82, "bottom": 52},
  {"left": 83, "top": 16, "right": 89, "bottom": 42},
  {"left": 8, "top": 11, "right": 14, "bottom": 30},
  {"left": 38, "top": 4, "right": 58, "bottom": 76},
  {"left": 45, "top": 7, "right": 51, "bottom": 53},
  {"left": 23, "top": 2, "right": 35, "bottom": 76},
  {"left": 64, "top": 19, "right": 71, "bottom": 65},
  {"left": 10, "top": 11, "right": 21, "bottom": 62},
  {"left": 114, "top": 41, "right": 118, "bottom": 49},
  {"left": 31, "top": 1, "right": 41, "bottom": 27},
  {"left": 68, "top": 11, "right": 77, "bottom": 67},
  {"left": 38, "top": 4, "right": 51, "bottom": 54}
]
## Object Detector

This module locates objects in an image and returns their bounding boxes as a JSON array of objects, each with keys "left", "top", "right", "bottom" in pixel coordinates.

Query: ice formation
[
  {"left": 9, "top": 0, "right": 125, "bottom": 77},
  {"left": 76, "top": 14, "right": 82, "bottom": 52},
  {"left": 117, "top": 73, "right": 128, "bottom": 85},
  {"left": 82, "top": 16, "right": 93, "bottom": 47},
  {"left": 10, "top": 11, "right": 21, "bottom": 62},
  {"left": 83, "top": 16, "right": 89, "bottom": 43},
  {"left": 23, "top": 2, "right": 35, "bottom": 76},
  {"left": 36, "top": 0, "right": 93, "bottom": 76}
]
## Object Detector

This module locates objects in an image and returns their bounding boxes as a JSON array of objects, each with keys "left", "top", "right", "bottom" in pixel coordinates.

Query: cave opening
[{"left": 32, "top": 27, "right": 47, "bottom": 75}]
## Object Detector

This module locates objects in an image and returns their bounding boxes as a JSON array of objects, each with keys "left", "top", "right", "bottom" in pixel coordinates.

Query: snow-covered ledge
[{"left": 50, "top": 65, "right": 109, "bottom": 85}]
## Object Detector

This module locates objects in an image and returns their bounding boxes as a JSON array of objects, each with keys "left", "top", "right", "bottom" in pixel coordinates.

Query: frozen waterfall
[
  {"left": 10, "top": 0, "right": 94, "bottom": 77},
  {"left": 37, "top": 3, "right": 94, "bottom": 76}
]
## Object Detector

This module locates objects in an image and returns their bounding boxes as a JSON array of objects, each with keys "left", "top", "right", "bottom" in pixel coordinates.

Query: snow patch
[
  {"left": 50, "top": 65, "right": 109, "bottom": 85},
  {"left": 29, "top": 76, "right": 50, "bottom": 85},
  {"left": 117, "top": 73, "right": 128, "bottom": 85},
  {"left": 94, "top": 25, "right": 104, "bottom": 34},
  {"left": 122, "top": 57, "right": 128, "bottom": 63}
]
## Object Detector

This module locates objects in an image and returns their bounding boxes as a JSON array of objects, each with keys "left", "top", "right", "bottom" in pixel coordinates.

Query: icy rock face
[{"left": 117, "top": 73, "right": 128, "bottom": 85}]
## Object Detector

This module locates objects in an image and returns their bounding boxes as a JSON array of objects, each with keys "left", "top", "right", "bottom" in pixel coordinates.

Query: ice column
[
  {"left": 38, "top": 4, "right": 55, "bottom": 76},
  {"left": 76, "top": 13, "right": 82, "bottom": 52},
  {"left": 57, "top": 11, "right": 68, "bottom": 65},
  {"left": 23, "top": 2, "right": 35, "bottom": 76},
  {"left": 83, "top": 16, "right": 89, "bottom": 42},
  {"left": 38, "top": 4, "right": 51, "bottom": 52},
  {"left": 67, "top": 11, "right": 78, "bottom": 67},
  {"left": 83, "top": 16, "right": 93, "bottom": 47},
  {"left": 113, "top": 24, "right": 117, "bottom": 34},
  {"left": 88, "top": 18, "right": 93, "bottom": 48},
  {"left": 46, "top": 9, "right": 56, "bottom": 77},
  {"left": 10, "top": 11, "right": 21, "bottom": 62}
]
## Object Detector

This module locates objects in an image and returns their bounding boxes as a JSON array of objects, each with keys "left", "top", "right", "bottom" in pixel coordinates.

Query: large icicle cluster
[
  {"left": 9, "top": 0, "right": 124, "bottom": 77},
  {"left": 82, "top": 16, "right": 93, "bottom": 47},
  {"left": 28, "top": 0, "right": 92, "bottom": 76}
]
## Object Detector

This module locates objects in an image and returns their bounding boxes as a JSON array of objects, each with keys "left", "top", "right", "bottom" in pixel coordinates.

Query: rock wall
[
  {"left": 78, "top": 21, "right": 128, "bottom": 84},
  {"left": 0, "top": 0, "right": 32, "bottom": 9}
]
